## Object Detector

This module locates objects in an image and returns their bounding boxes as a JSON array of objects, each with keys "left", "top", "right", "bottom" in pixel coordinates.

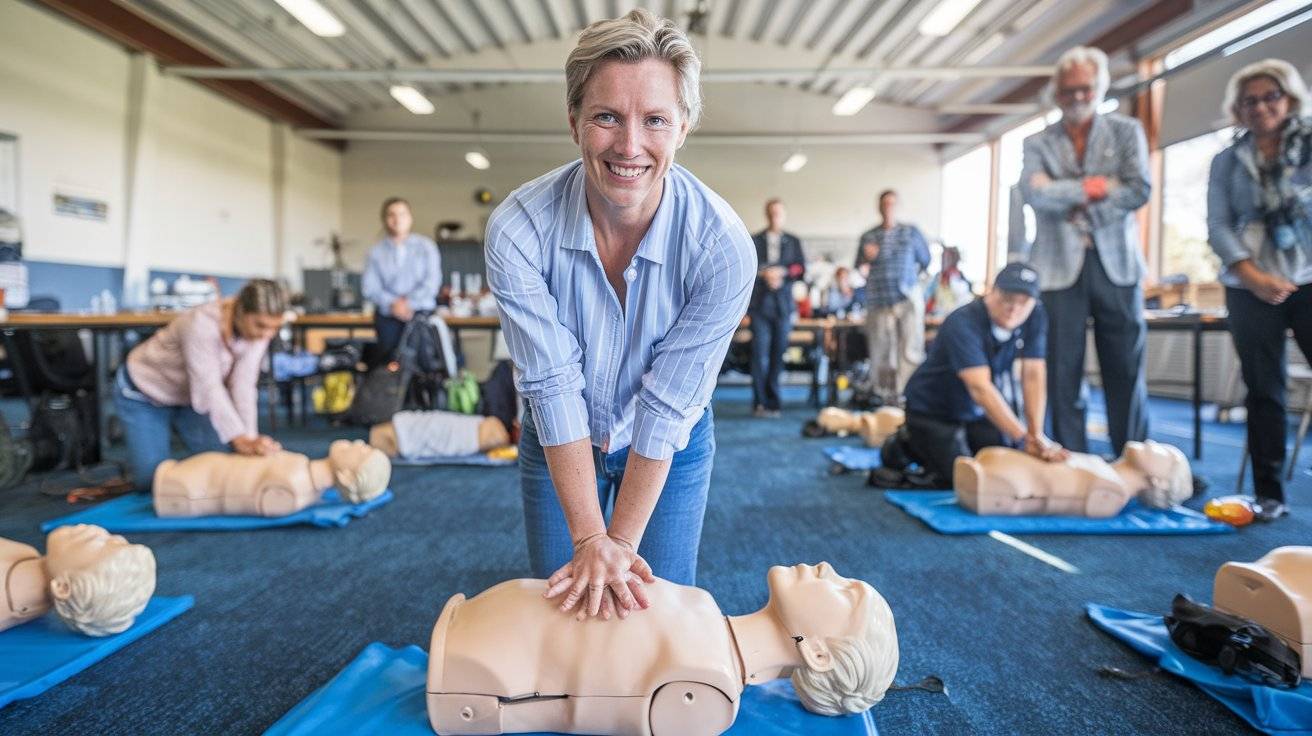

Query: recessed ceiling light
[
  {"left": 389, "top": 85, "right": 435, "bottom": 115},
  {"left": 832, "top": 86, "right": 877, "bottom": 116},
  {"left": 781, "top": 152, "right": 808, "bottom": 173},
  {"left": 274, "top": 0, "right": 345, "bottom": 37},
  {"left": 919, "top": 0, "right": 985, "bottom": 37},
  {"left": 465, "top": 150, "right": 491, "bottom": 170}
]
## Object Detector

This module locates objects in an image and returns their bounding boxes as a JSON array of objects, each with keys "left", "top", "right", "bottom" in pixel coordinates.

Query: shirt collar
[{"left": 559, "top": 161, "right": 671, "bottom": 265}]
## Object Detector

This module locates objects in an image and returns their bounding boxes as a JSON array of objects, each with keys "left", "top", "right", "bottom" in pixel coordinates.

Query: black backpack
[
  {"left": 1166, "top": 594, "right": 1302, "bottom": 688},
  {"left": 346, "top": 316, "right": 450, "bottom": 426}
]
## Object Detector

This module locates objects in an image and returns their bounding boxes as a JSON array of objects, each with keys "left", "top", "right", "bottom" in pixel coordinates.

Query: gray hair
[
  {"left": 1222, "top": 58, "right": 1309, "bottom": 127},
  {"left": 51, "top": 543, "right": 156, "bottom": 637},
  {"left": 565, "top": 8, "right": 703, "bottom": 130},
  {"left": 791, "top": 586, "right": 899, "bottom": 716},
  {"left": 1041, "top": 46, "right": 1111, "bottom": 108}
]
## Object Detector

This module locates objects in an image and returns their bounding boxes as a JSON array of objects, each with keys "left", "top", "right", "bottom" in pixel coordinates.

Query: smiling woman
[{"left": 484, "top": 9, "right": 756, "bottom": 623}]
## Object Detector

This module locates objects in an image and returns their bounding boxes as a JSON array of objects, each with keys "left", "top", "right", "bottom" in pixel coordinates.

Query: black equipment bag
[
  {"left": 1166, "top": 594, "right": 1302, "bottom": 688},
  {"left": 347, "top": 316, "right": 449, "bottom": 425},
  {"left": 28, "top": 391, "right": 100, "bottom": 472}
]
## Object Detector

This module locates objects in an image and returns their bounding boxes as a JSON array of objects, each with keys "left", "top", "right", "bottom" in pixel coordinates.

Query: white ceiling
[{"left": 115, "top": 0, "right": 1208, "bottom": 134}]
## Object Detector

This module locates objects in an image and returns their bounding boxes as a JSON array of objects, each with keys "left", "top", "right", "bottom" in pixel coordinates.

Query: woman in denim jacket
[{"left": 1208, "top": 59, "right": 1312, "bottom": 521}]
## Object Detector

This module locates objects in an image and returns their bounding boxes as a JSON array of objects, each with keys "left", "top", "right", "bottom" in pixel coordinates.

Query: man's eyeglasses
[
  {"left": 1056, "top": 85, "right": 1095, "bottom": 101},
  {"left": 1239, "top": 89, "right": 1286, "bottom": 112}
]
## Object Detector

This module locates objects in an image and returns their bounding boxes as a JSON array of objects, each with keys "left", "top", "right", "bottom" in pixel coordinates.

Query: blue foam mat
[
  {"left": 41, "top": 489, "right": 394, "bottom": 533},
  {"left": 884, "top": 491, "right": 1234, "bottom": 535},
  {"left": 265, "top": 642, "right": 878, "bottom": 736},
  {"left": 392, "top": 453, "right": 514, "bottom": 467},
  {"left": 824, "top": 445, "right": 883, "bottom": 471},
  {"left": 1087, "top": 604, "right": 1312, "bottom": 735},
  {"left": 0, "top": 595, "right": 193, "bottom": 709}
]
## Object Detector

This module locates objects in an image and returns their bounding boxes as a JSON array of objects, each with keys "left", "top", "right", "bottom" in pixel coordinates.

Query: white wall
[
  {"left": 0, "top": 1, "right": 341, "bottom": 288},
  {"left": 0, "top": 0, "right": 128, "bottom": 267}
]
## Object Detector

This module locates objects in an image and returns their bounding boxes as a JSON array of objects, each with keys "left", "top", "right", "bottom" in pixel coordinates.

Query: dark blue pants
[
  {"left": 113, "top": 366, "right": 227, "bottom": 491},
  {"left": 372, "top": 314, "right": 406, "bottom": 366},
  {"left": 749, "top": 310, "right": 791, "bottom": 411},
  {"left": 1227, "top": 283, "right": 1312, "bottom": 502},
  {"left": 1041, "top": 254, "right": 1148, "bottom": 455}
]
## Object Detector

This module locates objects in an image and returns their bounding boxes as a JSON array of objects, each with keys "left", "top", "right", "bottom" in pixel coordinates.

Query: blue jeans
[
  {"left": 519, "top": 407, "right": 715, "bottom": 586},
  {"left": 113, "top": 366, "right": 228, "bottom": 491}
]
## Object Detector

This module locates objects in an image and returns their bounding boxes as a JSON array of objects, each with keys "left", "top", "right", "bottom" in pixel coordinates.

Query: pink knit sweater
[{"left": 125, "top": 300, "right": 269, "bottom": 443}]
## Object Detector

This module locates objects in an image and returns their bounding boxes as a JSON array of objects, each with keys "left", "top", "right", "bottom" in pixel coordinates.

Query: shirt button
[{"left": 625, "top": 268, "right": 636, "bottom": 281}]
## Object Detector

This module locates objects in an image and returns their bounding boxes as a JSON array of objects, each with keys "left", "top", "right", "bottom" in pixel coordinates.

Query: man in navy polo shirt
[{"left": 876, "top": 263, "right": 1069, "bottom": 487}]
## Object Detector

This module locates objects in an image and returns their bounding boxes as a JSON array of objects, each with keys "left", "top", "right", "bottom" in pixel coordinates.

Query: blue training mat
[
  {"left": 884, "top": 491, "right": 1234, "bottom": 535},
  {"left": 824, "top": 445, "right": 883, "bottom": 471},
  {"left": 0, "top": 595, "right": 193, "bottom": 709},
  {"left": 392, "top": 453, "right": 514, "bottom": 467},
  {"left": 1086, "top": 603, "right": 1312, "bottom": 735},
  {"left": 265, "top": 642, "right": 879, "bottom": 736},
  {"left": 41, "top": 489, "right": 394, "bottom": 533}
]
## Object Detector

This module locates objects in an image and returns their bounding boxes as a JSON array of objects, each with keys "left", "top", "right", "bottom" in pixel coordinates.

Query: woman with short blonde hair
[{"left": 486, "top": 9, "right": 756, "bottom": 620}]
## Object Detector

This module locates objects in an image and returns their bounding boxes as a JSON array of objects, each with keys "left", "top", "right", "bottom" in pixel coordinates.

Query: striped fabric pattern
[{"left": 485, "top": 160, "right": 756, "bottom": 460}]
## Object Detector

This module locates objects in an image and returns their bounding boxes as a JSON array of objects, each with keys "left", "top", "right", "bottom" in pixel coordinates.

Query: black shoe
[
  {"left": 802, "top": 420, "right": 828, "bottom": 438},
  {"left": 1255, "top": 498, "right": 1290, "bottom": 522}
]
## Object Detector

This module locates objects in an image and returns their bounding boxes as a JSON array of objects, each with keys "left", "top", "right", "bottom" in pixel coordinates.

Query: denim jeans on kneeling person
[
  {"left": 113, "top": 365, "right": 228, "bottom": 491},
  {"left": 518, "top": 405, "right": 715, "bottom": 586}
]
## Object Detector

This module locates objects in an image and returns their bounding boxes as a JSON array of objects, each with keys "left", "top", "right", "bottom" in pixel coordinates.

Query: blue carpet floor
[{"left": 0, "top": 386, "right": 1308, "bottom": 735}]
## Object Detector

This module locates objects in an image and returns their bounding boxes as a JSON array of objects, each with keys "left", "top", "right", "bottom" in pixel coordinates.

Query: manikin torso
[
  {"left": 1, "top": 538, "right": 49, "bottom": 631},
  {"left": 954, "top": 447, "right": 1132, "bottom": 517},
  {"left": 153, "top": 451, "right": 325, "bottom": 518},
  {"left": 1214, "top": 546, "right": 1312, "bottom": 677},
  {"left": 427, "top": 579, "right": 742, "bottom": 736}
]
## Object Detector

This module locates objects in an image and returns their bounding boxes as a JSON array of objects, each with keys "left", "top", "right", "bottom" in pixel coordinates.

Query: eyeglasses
[
  {"left": 1056, "top": 85, "right": 1095, "bottom": 101},
  {"left": 1239, "top": 89, "right": 1286, "bottom": 112}
]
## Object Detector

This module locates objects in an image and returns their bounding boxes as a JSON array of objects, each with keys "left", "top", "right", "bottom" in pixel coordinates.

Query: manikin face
[
  {"left": 329, "top": 439, "right": 377, "bottom": 472},
  {"left": 569, "top": 58, "right": 689, "bottom": 216},
  {"left": 984, "top": 290, "right": 1037, "bottom": 331},
  {"left": 1055, "top": 61, "right": 1100, "bottom": 123},
  {"left": 767, "top": 562, "right": 873, "bottom": 641},
  {"left": 1124, "top": 440, "right": 1182, "bottom": 479},
  {"left": 44, "top": 525, "right": 134, "bottom": 579},
  {"left": 1237, "top": 75, "right": 1292, "bottom": 139},
  {"left": 384, "top": 201, "right": 413, "bottom": 239}
]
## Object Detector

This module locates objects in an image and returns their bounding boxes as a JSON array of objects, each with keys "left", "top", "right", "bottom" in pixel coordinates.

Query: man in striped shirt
[{"left": 485, "top": 10, "right": 755, "bottom": 622}]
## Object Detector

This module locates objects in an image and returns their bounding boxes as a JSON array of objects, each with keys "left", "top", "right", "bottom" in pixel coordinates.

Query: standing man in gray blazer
[{"left": 1017, "top": 46, "right": 1151, "bottom": 456}]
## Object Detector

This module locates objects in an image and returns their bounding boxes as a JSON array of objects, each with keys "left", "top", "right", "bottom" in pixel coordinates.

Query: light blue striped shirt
[
  {"left": 362, "top": 234, "right": 442, "bottom": 315},
  {"left": 486, "top": 160, "right": 755, "bottom": 460}
]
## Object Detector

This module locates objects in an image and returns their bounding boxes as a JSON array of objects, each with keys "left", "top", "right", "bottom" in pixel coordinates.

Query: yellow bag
[{"left": 313, "top": 371, "right": 356, "bottom": 415}]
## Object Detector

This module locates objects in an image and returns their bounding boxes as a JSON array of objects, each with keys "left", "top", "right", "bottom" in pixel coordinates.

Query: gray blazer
[{"left": 1015, "top": 112, "right": 1151, "bottom": 291}]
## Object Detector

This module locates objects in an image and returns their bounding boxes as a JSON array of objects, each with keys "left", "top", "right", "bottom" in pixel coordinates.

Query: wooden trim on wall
[
  {"left": 1134, "top": 58, "right": 1167, "bottom": 285},
  {"left": 985, "top": 139, "right": 1001, "bottom": 287},
  {"left": 31, "top": 0, "right": 340, "bottom": 132}
]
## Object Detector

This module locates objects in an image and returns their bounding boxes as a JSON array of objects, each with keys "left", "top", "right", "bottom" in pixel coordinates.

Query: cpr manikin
[
  {"left": 152, "top": 439, "right": 391, "bottom": 517},
  {"left": 369, "top": 411, "right": 510, "bottom": 459},
  {"left": 1, "top": 524, "right": 155, "bottom": 636},
  {"left": 816, "top": 407, "right": 906, "bottom": 447},
  {"left": 1214, "top": 546, "right": 1312, "bottom": 678},
  {"left": 954, "top": 440, "right": 1192, "bottom": 517},
  {"left": 425, "top": 562, "right": 898, "bottom": 736}
]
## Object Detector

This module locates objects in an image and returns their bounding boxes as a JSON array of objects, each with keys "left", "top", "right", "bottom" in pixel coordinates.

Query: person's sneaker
[
  {"left": 752, "top": 405, "right": 768, "bottom": 418},
  {"left": 763, "top": 409, "right": 782, "bottom": 418},
  {"left": 1255, "top": 498, "right": 1290, "bottom": 522}
]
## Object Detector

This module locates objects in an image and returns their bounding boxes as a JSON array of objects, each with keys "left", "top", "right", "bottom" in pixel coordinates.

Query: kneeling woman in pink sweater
[{"left": 115, "top": 279, "right": 286, "bottom": 490}]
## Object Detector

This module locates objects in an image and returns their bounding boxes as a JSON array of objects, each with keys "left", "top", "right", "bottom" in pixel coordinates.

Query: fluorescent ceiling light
[
  {"left": 919, "top": 0, "right": 984, "bottom": 37},
  {"left": 781, "top": 152, "right": 808, "bottom": 173},
  {"left": 832, "top": 86, "right": 876, "bottom": 116},
  {"left": 465, "top": 150, "right": 491, "bottom": 170},
  {"left": 274, "top": 0, "right": 345, "bottom": 37},
  {"left": 390, "top": 85, "right": 435, "bottom": 115}
]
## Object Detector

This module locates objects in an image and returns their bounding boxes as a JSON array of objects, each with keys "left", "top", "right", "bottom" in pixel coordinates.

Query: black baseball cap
[{"left": 994, "top": 262, "right": 1041, "bottom": 298}]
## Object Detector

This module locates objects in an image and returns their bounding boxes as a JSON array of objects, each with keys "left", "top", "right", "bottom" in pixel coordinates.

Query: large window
[
  {"left": 993, "top": 116, "right": 1049, "bottom": 275},
  {"left": 939, "top": 144, "right": 992, "bottom": 288},
  {"left": 1160, "top": 127, "right": 1233, "bottom": 283}
]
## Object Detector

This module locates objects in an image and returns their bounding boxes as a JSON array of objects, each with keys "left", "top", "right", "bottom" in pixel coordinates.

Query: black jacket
[{"left": 749, "top": 230, "right": 806, "bottom": 318}]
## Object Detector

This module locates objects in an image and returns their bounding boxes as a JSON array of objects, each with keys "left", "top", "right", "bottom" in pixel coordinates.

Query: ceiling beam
[
  {"left": 297, "top": 128, "right": 989, "bottom": 146},
  {"left": 944, "top": 0, "right": 1193, "bottom": 132},
  {"left": 164, "top": 64, "right": 1055, "bottom": 83},
  {"left": 31, "top": 0, "right": 338, "bottom": 131}
]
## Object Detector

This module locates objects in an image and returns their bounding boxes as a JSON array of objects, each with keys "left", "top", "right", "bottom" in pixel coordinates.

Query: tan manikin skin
[
  {"left": 816, "top": 407, "right": 905, "bottom": 447},
  {"left": 2, "top": 525, "right": 154, "bottom": 634},
  {"left": 426, "top": 562, "right": 895, "bottom": 736},
  {"left": 369, "top": 417, "right": 510, "bottom": 458},
  {"left": 1214, "top": 546, "right": 1312, "bottom": 678},
  {"left": 152, "top": 439, "right": 389, "bottom": 517},
  {"left": 954, "top": 440, "right": 1191, "bottom": 518}
]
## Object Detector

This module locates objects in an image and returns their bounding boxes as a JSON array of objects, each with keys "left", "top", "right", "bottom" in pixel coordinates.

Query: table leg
[
  {"left": 94, "top": 330, "right": 111, "bottom": 460},
  {"left": 1193, "top": 320, "right": 1203, "bottom": 460}
]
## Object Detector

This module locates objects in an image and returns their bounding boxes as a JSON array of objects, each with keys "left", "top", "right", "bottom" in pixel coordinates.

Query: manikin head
[
  {"left": 328, "top": 439, "right": 393, "bottom": 503},
  {"left": 44, "top": 525, "right": 155, "bottom": 636},
  {"left": 764, "top": 562, "right": 899, "bottom": 716},
  {"left": 1122, "top": 440, "right": 1192, "bottom": 509}
]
